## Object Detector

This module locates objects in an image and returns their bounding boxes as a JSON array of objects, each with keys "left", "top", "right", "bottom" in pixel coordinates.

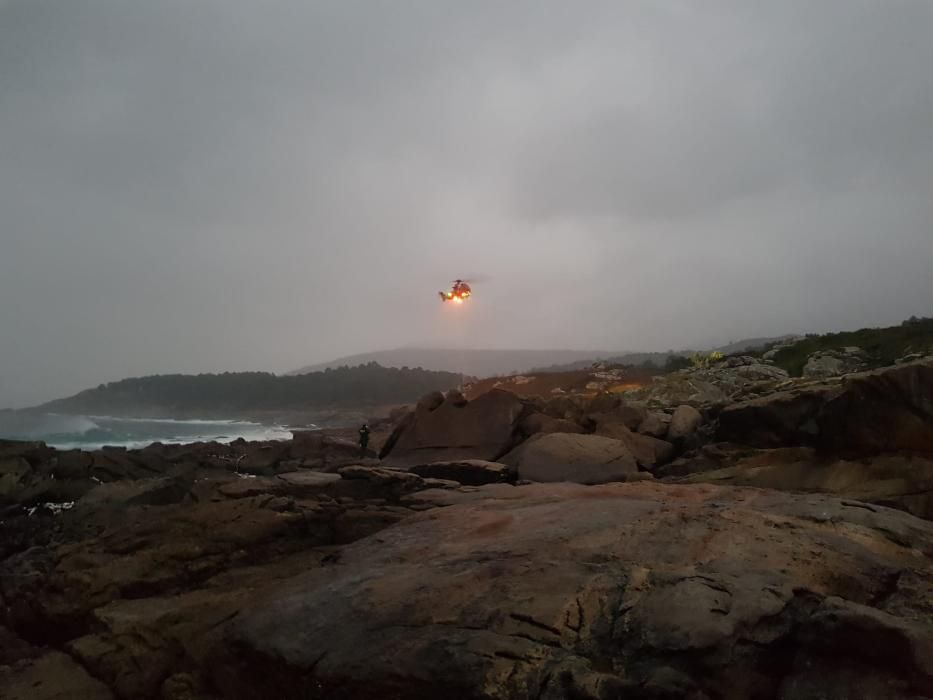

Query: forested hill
[{"left": 39, "top": 363, "right": 460, "bottom": 417}]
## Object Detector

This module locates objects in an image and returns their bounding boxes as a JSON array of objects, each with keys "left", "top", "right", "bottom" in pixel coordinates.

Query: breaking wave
[{"left": 0, "top": 412, "right": 294, "bottom": 451}]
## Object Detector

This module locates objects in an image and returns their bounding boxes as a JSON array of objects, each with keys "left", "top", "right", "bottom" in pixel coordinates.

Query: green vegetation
[
  {"left": 765, "top": 316, "right": 933, "bottom": 376},
  {"left": 689, "top": 351, "right": 724, "bottom": 369},
  {"left": 41, "top": 363, "right": 460, "bottom": 416}
]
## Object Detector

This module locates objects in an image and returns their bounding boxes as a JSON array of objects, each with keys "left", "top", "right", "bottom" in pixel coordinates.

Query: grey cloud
[{"left": 1, "top": 1, "right": 932, "bottom": 407}]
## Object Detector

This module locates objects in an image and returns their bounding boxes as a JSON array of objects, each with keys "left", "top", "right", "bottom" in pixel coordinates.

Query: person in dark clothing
[{"left": 358, "top": 423, "right": 371, "bottom": 457}]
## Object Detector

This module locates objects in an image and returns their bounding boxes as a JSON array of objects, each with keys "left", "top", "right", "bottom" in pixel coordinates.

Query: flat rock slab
[
  {"left": 400, "top": 483, "right": 520, "bottom": 509},
  {"left": 212, "top": 481, "right": 933, "bottom": 700},
  {"left": 217, "top": 476, "right": 285, "bottom": 499},
  {"left": 675, "top": 450, "right": 933, "bottom": 520},
  {"left": 337, "top": 465, "right": 422, "bottom": 485},
  {"left": 408, "top": 460, "right": 514, "bottom": 485},
  {"left": 78, "top": 476, "right": 189, "bottom": 508},
  {"left": 418, "top": 477, "right": 461, "bottom": 491},
  {"left": 276, "top": 471, "right": 341, "bottom": 492},
  {"left": 0, "top": 651, "right": 115, "bottom": 700}
]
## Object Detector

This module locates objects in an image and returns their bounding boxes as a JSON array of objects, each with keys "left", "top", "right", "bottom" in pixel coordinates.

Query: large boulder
[
  {"left": 210, "top": 481, "right": 933, "bottom": 700},
  {"left": 637, "top": 411, "right": 670, "bottom": 439},
  {"left": 540, "top": 394, "right": 587, "bottom": 423},
  {"left": 803, "top": 347, "right": 868, "bottom": 379},
  {"left": 416, "top": 391, "right": 445, "bottom": 412},
  {"left": 584, "top": 391, "right": 622, "bottom": 415},
  {"left": 667, "top": 404, "right": 703, "bottom": 442},
  {"left": 444, "top": 389, "right": 468, "bottom": 407},
  {"left": 719, "top": 359, "right": 933, "bottom": 455},
  {"left": 290, "top": 432, "right": 369, "bottom": 471},
  {"left": 818, "top": 360, "right": 933, "bottom": 454},
  {"left": 382, "top": 389, "right": 528, "bottom": 466},
  {"left": 717, "top": 386, "right": 832, "bottom": 447},
  {"left": 625, "top": 360, "right": 790, "bottom": 409},
  {"left": 501, "top": 433, "right": 638, "bottom": 484},
  {"left": 585, "top": 401, "right": 648, "bottom": 433},
  {"left": 591, "top": 419, "right": 674, "bottom": 470}
]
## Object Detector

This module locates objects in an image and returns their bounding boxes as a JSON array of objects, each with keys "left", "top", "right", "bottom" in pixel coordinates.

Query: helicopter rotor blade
[{"left": 453, "top": 275, "right": 491, "bottom": 283}]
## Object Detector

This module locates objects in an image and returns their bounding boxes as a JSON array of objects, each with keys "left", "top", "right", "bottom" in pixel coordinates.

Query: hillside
[
  {"left": 529, "top": 336, "right": 792, "bottom": 373},
  {"left": 289, "top": 348, "right": 613, "bottom": 378},
  {"left": 762, "top": 316, "right": 933, "bottom": 376},
  {"left": 713, "top": 335, "right": 797, "bottom": 355},
  {"left": 290, "top": 338, "right": 792, "bottom": 378},
  {"left": 38, "top": 363, "right": 460, "bottom": 419},
  {"left": 464, "top": 366, "right": 662, "bottom": 400}
]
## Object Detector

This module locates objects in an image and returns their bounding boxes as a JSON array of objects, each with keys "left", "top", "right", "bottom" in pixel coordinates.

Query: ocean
[{"left": 0, "top": 412, "right": 295, "bottom": 451}]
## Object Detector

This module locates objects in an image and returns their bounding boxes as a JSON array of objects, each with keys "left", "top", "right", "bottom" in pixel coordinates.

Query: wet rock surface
[
  {"left": 0, "top": 436, "right": 477, "bottom": 699},
  {"left": 4, "top": 359, "right": 933, "bottom": 699},
  {"left": 212, "top": 482, "right": 933, "bottom": 700}
]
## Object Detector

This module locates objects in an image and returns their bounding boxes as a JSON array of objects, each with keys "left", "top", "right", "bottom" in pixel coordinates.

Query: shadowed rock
[
  {"left": 719, "top": 359, "right": 933, "bottom": 454},
  {"left": 519, "top": 412, "right": 584, "bottom": 438},
  {"left": 407, "top": 460, "right": 514, "bottom": 486}
]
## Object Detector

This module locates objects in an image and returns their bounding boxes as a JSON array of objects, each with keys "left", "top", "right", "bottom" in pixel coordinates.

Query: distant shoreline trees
[{"left": 41, "top": 362, "right": 460, "bottom": 415}]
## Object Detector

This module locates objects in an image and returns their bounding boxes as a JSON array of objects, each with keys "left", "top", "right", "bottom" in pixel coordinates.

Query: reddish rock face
[
  {"left": 211, "top": 481, "right": 933, "bottom": 700},
  {"left": 382, "top": 389, "right": 529, "bottom": 466}
]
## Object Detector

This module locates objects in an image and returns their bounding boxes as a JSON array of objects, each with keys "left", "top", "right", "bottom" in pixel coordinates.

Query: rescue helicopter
[{"left": 439, "top": 279, "right": 473, "bottom": 303}]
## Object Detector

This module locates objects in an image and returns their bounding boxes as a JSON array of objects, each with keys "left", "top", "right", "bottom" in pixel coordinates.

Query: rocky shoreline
[{"left": 2, "top": 358, "right": 933, "bottom": 698}]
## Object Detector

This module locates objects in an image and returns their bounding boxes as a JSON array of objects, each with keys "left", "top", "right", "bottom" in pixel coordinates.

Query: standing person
[{"left": 358, "top": 423, "right": 371, "bottom": 458}]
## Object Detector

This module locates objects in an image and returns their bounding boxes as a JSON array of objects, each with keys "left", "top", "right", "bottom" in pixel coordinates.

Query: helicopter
[{"left": 439, "top": 279, "right": 473, "bottom": 303}]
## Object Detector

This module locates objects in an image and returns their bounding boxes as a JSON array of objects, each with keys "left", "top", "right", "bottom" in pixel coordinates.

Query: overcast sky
[{"left": 2, "top": 1, "right": 932, "bottom": 408}]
